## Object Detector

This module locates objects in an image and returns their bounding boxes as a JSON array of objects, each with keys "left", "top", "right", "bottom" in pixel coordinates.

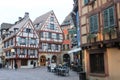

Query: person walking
[
  {"left": 33, "top": 62, "right": 36, "bottom": 69},
  {"left": 14, "top": 63, "right": 18, "bottom": 70}
]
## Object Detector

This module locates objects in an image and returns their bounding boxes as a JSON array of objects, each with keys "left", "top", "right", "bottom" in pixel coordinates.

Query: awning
[{"left": 68, "top": 47, "right": 81, "bottom": 54}]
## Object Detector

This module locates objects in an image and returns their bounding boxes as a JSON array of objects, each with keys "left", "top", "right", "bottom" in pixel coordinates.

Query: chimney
[
  {"left": 18, "top": 17, "right": 22, "bottom": 21},
  {"left": 24, "top": 12, "right": 29, "bottom": 18}
]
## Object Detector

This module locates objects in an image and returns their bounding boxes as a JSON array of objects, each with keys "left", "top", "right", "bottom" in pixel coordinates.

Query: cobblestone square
[{"left": 0, "top": 67, "right": 79, "bottom": 80}]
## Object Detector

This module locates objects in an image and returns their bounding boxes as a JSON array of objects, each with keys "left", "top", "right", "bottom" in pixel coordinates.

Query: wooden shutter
[
  {"left": 94, "top": 15, "right": 98, "bottom": 32},
  {"left": 103, "top": 9, "right": 109, "bottom": 28},
  {"left": 109, "top": 7, "right": 114, "bottom": 26},
  {"left": 84, "top": 0, "right": 89, "bottom": 5},
  {"left": 89, "top": 16, "right": 94, "bottom": 33}
]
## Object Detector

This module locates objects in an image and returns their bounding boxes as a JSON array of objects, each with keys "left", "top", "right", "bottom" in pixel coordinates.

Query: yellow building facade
[{"left": 78, "top": 0, "right": 120, "bottom": 80}]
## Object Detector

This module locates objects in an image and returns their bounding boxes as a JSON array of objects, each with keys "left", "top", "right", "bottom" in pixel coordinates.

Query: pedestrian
[
  {"left": 33, "top": 62, "right": 36, "bottom": 68},
  {"left": 14, "top": 63, "right": 18, "bottom": 70}
]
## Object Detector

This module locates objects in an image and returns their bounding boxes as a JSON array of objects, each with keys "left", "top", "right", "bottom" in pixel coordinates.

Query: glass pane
[
  {"left": 94, "top": 15, "right": 98, "bottom": 31},
  {"left": 103, "top": 10, "right": 109, "bottom": 28},
  {"left": 109, "top": 7, "right": 114, "bottom": 26}
]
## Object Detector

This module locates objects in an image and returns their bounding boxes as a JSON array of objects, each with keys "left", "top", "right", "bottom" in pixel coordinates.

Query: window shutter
[
  {"left": 109, "top": 7, "right": 114, "bottom": 27},
  {"left": 24, "top": 38, "right": 26, "bottom": 44},
  {"left": 84, "top": 0, "right": 89, "bottom": 5},
  {"left": 103, "top": 9, "right": 109, "bottom": 28},
  {"left": 89, "top": 16, "right": 94, "bottom": 33},
  {"left": 94, "top": 15, "right": 98, "bottom": 31}
]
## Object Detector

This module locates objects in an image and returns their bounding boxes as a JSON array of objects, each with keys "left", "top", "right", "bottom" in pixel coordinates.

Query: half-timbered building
[
  {"left": 3, "top": 13, "right": 39, "bottom": 69},
  {"left": 78, "top": 0, "right": 120, "bottom": 80},
  {"left": 34, "top": 10, "right": 63, "bottom": 66}
]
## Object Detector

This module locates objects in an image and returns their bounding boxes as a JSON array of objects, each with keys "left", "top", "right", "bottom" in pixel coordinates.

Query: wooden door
[{"left": 40, "top": 55, "right": 46, "bottom": 66}]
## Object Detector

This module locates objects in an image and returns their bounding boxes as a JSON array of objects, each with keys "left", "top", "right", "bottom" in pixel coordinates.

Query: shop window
[
  {"left": 21, "top": 60, "right": 28, "bottom": 66},
  {"left": 89, "top": 53, "right": 105, "bottom": 73},
  {"left": 31, "top": 61, "right": 34, "bottom": 65}
]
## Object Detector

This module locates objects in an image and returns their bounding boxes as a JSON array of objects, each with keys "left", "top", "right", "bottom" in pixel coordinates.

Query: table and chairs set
[{"left": 47, "top": 64, "right": 69, "bottom": 76}]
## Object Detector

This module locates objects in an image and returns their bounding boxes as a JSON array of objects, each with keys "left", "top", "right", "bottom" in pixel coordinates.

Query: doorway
[
  {"left": 40, "top": 55, "right": 46, "bottom": 66},
  {"left": 63, "top": 54, "right": 70, "bottom": 66}
]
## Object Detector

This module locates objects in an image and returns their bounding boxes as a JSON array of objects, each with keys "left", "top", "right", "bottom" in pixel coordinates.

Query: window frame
[
  {"left": 103, "top": 6, "right": 115, "bottom": 29},
  {"left": 50, "top": 23, "right": 54, "bottom": 30},
  {"left": 88, "top": 50, "right": 108, "bottom": 77},
  {"left": 26, "top": 28, "right": 31, "bottom": 33},
  {"left": 89, "top": 14, "right": 99, "bottom": 33},
  {"left": 89, "top": 53, "right": 105, "bottom": 74}
]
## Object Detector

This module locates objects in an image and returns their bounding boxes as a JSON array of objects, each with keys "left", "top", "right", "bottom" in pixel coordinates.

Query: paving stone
[{"left": 0, "top": 67, "right": 79, "bottom": 80}]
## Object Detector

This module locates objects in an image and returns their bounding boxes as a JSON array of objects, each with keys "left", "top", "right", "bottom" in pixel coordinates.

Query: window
[
  {"left": 67, "top": 34, "right": 69, "bottom": 39},
  {"left": 89, "top": 53, "right": 105, "bottom": 73},
  {"left": 56, "top": 34, "right": 59, "bottom": 40},
  {"left": 67, "top": 44, "right": 69, "bottom": 50},
  {"left": 14, "top": 28, "right": 18, "bottom": 33},
  {"left": 7, "top": 41, "right": 9, "bottom": 46},
  {"left": 84, "top": 0, "right": 89, "bottom": 5},
  {"left": 50, "top": 23, "right": 54, "bottom": 30},
  {"left": 48, "top": 32, "right": 52, "bottom": 39},
  {"left": 48, "top": 44, "right": 51, "bottom": 49},
  {"left": 30, "top": 50, "right": 35, "bottom": 55},
  {"left": 103, "top": 6, "right": 115, "bottom": 28},
  {"left": 21, "top": 60, "right": 27, "bottom": 66},
  {"left": 35, "top": 23, "right": 39, "bottom": 28},
  {"left": 26, "top": 28, "right": 31, "bottom": 33},
  {"left": 89, "top": 14, "right": 98, "bottom": 33},
  {"left": 50, "top": 17, "right": 54, "bottom": 22},
  {"left": 11, "top": 39, "right": 13, "bottom": 45},
  {"left": 30, "top": 38, "right": 36, "bottom": 45},
  {"left": 55, "top": 45, "right": 59, "bottom": 50},
  {"left": 19, "top": 38, "right": 26, "bottom": 45},
  {"left": 62, "top": 45, "right": 65, "bottom": 50},
  {"left": 20, "top": 49, "right": 25, "bottom": 55},
  {"left": 41, "top": 32, "right": 44, "bottom": 38}
]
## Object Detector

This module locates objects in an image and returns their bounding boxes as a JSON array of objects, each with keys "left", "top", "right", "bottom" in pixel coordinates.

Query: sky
[{"left": 0, "top": 0, "right": 73, "bottom": 25}]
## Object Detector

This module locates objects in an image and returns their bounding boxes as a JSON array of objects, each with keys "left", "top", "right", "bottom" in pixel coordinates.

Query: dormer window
[
  {"left": 26, "top": 28, "right": 31, "bottom": 33},
  {"left": 35, "top": 23, "right": 39, "bottom": 28},
  {"left": 14, "top": 28, "right": 19, "bottom": 33},
  {"left": 50, "top": 17, "right": 54, "bottom": 22},
  {"left": 10, "top": 31, "right": 13, "bottom": 34}
]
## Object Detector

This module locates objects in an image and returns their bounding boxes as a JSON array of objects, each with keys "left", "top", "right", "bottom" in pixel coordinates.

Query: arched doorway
[
  {"left": 51, "top": 55, "right": 57, "bottom": 63},
  {"left": 40, "top": 55, "right": 46, "bottom": 66},
  {"left": 63, "top": 54, "right": 70, "bottom": 66}
]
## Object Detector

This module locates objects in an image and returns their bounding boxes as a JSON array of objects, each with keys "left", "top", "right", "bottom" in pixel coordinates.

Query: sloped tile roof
[
  {"left": 0, "top": 23, "right": 13, "bottom": 30},
  {"left": 9, "top": 18, "right": 29, "bottom": 32},
  {"left": 34, "top": 10, "right": 53, "bottom": 27},
  {"left": 61, "top": 13, "right": 74, "bottom": 26}
]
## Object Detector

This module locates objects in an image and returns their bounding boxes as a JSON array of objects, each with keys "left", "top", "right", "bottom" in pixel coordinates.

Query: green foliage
[
  {"left": 103, "top": 27, "right": 115, "bottom": 34},
  {"left": 87, "top": 33, "right": 96, "bottom": 40}
]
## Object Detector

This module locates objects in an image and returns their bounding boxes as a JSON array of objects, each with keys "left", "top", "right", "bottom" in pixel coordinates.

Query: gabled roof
[
  {"left": 61, "top": 13, "right": 74, "bottom": 26},
  {"left": 33, "top": 10, "right": 53, "bottom": 27},
  {"left": 9, "top": 18, "right": 29, "bottom": 32},
  {"left": 0, "top": 23, "right": 13, "bottom": 30}
]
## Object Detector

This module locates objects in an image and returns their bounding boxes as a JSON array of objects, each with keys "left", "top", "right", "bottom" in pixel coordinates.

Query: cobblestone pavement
[{"left": 0, "top": 67, "right": 79, "bottom": 80}]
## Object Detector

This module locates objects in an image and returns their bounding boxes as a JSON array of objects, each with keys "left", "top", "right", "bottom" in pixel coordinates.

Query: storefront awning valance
[{"left": 68, "top": 47, "right": 81, "bottom": 54}]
